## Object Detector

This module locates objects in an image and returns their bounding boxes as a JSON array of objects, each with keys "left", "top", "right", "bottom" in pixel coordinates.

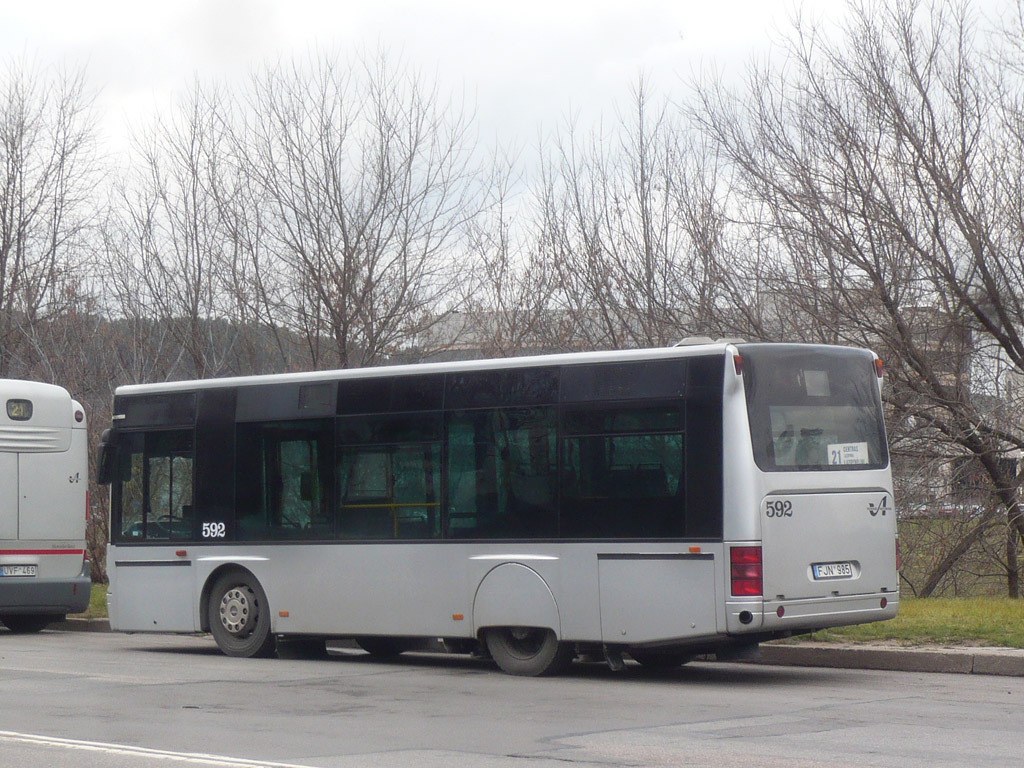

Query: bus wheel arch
[
  {"left": 204, "top": 567, "right": 276, "bottom": 658},
  {"left": 472, "top": 562, "right": 561, "bottom": 635},
  {"left": 472, "top": 563, "right": 570, "bottom": 675}
]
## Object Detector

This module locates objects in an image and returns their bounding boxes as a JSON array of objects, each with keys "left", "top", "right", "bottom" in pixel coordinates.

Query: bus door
[{"left": 108, "top": 430, "right": 197, "bottom": 632}]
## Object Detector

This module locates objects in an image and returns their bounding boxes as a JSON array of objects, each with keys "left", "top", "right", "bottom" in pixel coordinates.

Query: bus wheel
[
  {"left": 357, "top": 637, "right": 411, "bottom": 659},
  {"left": 629, "top": 649, "right": 693, "bottom": 669},
  {"left": 0, "top": 614, "right": 57, "bottom": 633},
  {"left": 484, "top": 627, "right": 573, "bottom": 676},
  {"left": 208, "top": 572, "right": 276, "bottom": 658}
]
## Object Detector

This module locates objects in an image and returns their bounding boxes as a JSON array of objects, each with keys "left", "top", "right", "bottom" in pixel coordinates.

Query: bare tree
[
  {"left": 690, "top": 0, "right": 1024, "bottom": 595},
  {"left": 238, "top": 51, "right": 480, "bottom": 369},
  {"left": 103, "top": 82, "right": 244, "bottom": 382},
  {"left": 438, "top": 149, "right": 569, "bottom": 357},
  {"left": 0, "top": 59, "right": 109, "bottom": 578},
  {"left": 0, "top": 59, "right": 96, "bottom": 377},
  {"left": 538, "top": 77, "right": 732, "bottom": 349},
  {"left": 209, "top": 131, "right": 297, "bottom": 374}
]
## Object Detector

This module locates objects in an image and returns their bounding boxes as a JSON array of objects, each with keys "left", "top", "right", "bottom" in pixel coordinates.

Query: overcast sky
[{"left": 2, "top": 0, "right": 850, "bottom": 155}]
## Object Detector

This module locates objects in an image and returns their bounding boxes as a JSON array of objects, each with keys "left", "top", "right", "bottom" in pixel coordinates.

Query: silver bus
[
  {"left": 97, "top": 343, "right": 898, "bottom": 675},
  {"left": 1, "top": 380, "right": 91, "bottom": 633}
]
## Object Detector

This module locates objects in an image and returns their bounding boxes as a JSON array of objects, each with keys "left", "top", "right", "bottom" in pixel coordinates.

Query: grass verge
[
  {"left": 68, "top": 583, "right": 108, "bottom": 620},
  {"left": 799, "top": 597, "right": 1024, "bottom": 648}
]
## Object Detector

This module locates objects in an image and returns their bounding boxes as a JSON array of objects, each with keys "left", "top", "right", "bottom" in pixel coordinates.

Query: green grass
[
  {"left": 800, "top": 597, "right": 1024, "bottom": 648},
  {"left": 69, "top": 583, "right": 108, "bottom": 620}
]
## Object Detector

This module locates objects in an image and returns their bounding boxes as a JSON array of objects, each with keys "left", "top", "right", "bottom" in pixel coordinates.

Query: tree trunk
[
  {"left": 1009, "top": 518, "right": 1021, "bottom": 600},
  {"left": 919, "top": 512, "right": 999, "bottom": 598}
]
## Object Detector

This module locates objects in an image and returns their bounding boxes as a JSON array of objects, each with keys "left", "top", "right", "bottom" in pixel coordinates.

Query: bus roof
[
  {"left": 113, "top": 343, "right": 747, "bottom": 397},
  {"left": 0, "top": 379, "right": 83, "bottom": 432}
]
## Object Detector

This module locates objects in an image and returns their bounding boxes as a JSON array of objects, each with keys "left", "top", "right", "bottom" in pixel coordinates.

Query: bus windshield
[{"left": 741, "top": 345, "right": 887, "bottom": 471}]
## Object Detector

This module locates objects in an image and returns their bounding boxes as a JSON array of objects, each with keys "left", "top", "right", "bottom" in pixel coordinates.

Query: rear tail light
[
  {"left": 874, "top": 358, "right": 884, "bottom": 378},
  {"left": 895, "top": 538, "right": 901, "bottom": 570},
  {"left": 731, "top": 546, "right": 763, "bottom": 597}
]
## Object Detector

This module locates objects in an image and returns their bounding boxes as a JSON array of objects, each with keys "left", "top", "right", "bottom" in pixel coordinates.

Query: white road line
[{"left": 0, "top": 731, "right": 322, "bottom": 768}]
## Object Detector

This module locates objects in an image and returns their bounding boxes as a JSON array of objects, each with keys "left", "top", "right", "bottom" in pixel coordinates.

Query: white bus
[
  {"left": 97, "top": 342, "right": 898, "bottom": 675},
  {"left": 1, "top": 380, "right": 91, "bottom": 633}
]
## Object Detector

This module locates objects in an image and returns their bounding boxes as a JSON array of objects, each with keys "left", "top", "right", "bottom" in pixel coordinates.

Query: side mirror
[{"left": 96, "top": 428, "right": 117, "bottom": 486}]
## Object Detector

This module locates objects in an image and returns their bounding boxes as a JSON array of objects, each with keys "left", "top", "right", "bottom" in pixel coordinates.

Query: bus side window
[
  {"left": 270, "top": 439, "right": 321, "bottom": 533},
  {"left": 445, "top": 408, "right": 557, "bottom": 539},
  {"left": 339, "top": 448, "right": 392, "bottom": 538},
  {"left": 146, "top": 435, "right": 194, "bottom": 539},
  {"left": 113, "top": 430, "right": 194, "bottom": 541},
  {"left": 392, "top": 444, "right": 441, "bottom": 539},
  {"left": 337, "top": 443, "right": 441, "bottom": 540},
  {"left": 117, "top": 433, "right": 145, "bottom": 539},
  {"left": 334, "top": 412, "right": 442, "bottom": 541},
  {"left": 445, "top": 419, "right": 481, "bottom": 537},
  {"left": 154, "top": 453, "right": 193, "bottom": 538},
  {"left": 236, "top": 421, "right": 332, "bottom": 541},
  {"left": 561, "top": 405, "right": 685, "bottom": 539}
]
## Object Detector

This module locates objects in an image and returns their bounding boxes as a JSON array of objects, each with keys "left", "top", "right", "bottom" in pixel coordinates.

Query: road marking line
[{"left": 0, "top": 731, "right": 321, "bottom": 767}]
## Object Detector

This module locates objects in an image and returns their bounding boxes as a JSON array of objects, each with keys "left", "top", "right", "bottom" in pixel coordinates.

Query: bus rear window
[{"left": 741, "top": 346, "right": 887, "bottom": 471}]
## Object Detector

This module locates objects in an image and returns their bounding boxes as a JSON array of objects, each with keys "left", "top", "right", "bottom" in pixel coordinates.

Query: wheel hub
[
  {"left": 219, "top": 587, "right": 253, "bottom": 635},
  {"left": 506, "top": 627, "right": 544, "bottom": 657}
]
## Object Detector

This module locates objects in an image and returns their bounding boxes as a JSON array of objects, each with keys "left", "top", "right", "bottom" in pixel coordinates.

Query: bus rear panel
[
  {"left": 1, "top": 380, "right": 91, "bottom": 632},
  {"left": 724, "top": 345, "right": 898, "bottom": 637}
]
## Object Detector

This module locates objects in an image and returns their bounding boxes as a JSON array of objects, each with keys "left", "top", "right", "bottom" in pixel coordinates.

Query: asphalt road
[{"left": 1, "top": 629, "right": 1021, "bottom": 768}]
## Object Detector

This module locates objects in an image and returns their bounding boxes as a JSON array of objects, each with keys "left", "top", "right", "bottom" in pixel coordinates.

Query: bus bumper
[
  {"left": 0, "top": 559, "right": 91, "bottom": 616},
  {"left": 762, "top": 592, "right": 898, "bottom": 632}
]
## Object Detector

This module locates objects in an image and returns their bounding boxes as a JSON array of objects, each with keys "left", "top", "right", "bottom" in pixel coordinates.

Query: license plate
[
  {"left": 0, "top": 565, "right": 37, "bottom": 577},
  {"left": 812, "top": 561, "right": 853, "bottom": 580}
]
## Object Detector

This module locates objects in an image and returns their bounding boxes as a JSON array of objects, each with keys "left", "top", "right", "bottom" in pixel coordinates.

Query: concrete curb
[
  {"left": 749, "top": 642, "right": 1024, "bottom": 677},
  {"left": 54, "top": 617, "right": 110, "bottom": 632}
]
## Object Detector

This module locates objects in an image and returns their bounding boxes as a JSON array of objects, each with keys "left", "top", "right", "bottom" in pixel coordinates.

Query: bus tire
[
  {"left": 629, "top": 649, "right": 692, "bottom": 669},
  {"left": 484, "top": 627, "right": 573, "bottom": 676},
  {"left": 0, "top": 614, "right": 58, "bottom": 633},
  {"left": 208, "top": 571, "right": 276, "bottom": 658}
]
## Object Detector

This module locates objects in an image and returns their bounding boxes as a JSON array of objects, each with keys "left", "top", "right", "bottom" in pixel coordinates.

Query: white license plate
[
  {"left": 812, "top": 561, "right": 853, "bottom": 580},
  {"left": 0, "top": 565, "right": 37, "bottom": 577}
]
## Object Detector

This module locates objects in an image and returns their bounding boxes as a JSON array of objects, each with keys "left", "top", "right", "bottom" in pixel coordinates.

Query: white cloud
[{"left": 0, "top": 0, "right": 847, "bottom": 155}]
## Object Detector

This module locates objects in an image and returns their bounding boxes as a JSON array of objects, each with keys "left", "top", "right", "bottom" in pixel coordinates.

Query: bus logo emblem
[{"left": 868, "top": 496, "right": 889, "bottom": 517}]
